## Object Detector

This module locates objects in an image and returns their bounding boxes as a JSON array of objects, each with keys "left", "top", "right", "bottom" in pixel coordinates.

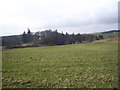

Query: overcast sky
[{"left": 0, "top": 0, "right": 118, "bottom": 36}]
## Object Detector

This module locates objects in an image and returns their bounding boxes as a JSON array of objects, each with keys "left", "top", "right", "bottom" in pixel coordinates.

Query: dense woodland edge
[{"left": 1, "top": 29, "right": 120, "bottom": 49}]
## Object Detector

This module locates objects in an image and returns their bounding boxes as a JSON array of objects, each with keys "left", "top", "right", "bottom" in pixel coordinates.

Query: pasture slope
[
  {"left": 92, "top": 31, "right": 119, "bottom": 39},
  {"left": 2, "top": 37, "right": 118, "bottom": 88}
]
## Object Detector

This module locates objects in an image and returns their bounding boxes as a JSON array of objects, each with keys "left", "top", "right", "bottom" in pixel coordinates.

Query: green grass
[{"left": 2, "top": 41, "right": 118, "bottom": 88}]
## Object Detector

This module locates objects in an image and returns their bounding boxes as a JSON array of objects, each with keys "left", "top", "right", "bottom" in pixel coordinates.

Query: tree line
[{"left": 2, "top": 28, "right": 104, "bottom": 48}]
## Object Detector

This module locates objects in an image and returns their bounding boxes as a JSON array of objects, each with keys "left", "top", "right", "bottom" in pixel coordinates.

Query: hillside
[
  {"left": 95, "top": 37, "right": 119, "bottom": 43},
  {"left": 2, "top": 37, "right": 118, "bottom": 88},
  {"left": 92, "top": 30, "right": 120, "bottom": 39}
]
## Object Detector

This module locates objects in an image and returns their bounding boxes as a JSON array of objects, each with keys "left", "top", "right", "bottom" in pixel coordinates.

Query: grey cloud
[
  {"left": 0, "top": 0, "right": 118, "bottom": 36},
  {"left": 0, "top": 24, "right": 26, "bottom": 36},
  {"left": 39, "top": 14, "right": 117, "bottom": 30}
]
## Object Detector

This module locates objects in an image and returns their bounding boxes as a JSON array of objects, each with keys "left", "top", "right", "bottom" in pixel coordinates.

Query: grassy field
[{"left": 2, "top": 38, "right": 118, "bottom": 88}]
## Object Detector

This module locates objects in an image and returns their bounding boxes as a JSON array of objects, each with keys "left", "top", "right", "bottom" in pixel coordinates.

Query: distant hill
[{"left": 92, "top": 30, "right": 120, "bottom": 39}]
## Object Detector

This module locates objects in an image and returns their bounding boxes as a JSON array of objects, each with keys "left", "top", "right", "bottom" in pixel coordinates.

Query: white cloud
[{"left": 0, "top": 0, "right": 118, "bottom": 36}]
